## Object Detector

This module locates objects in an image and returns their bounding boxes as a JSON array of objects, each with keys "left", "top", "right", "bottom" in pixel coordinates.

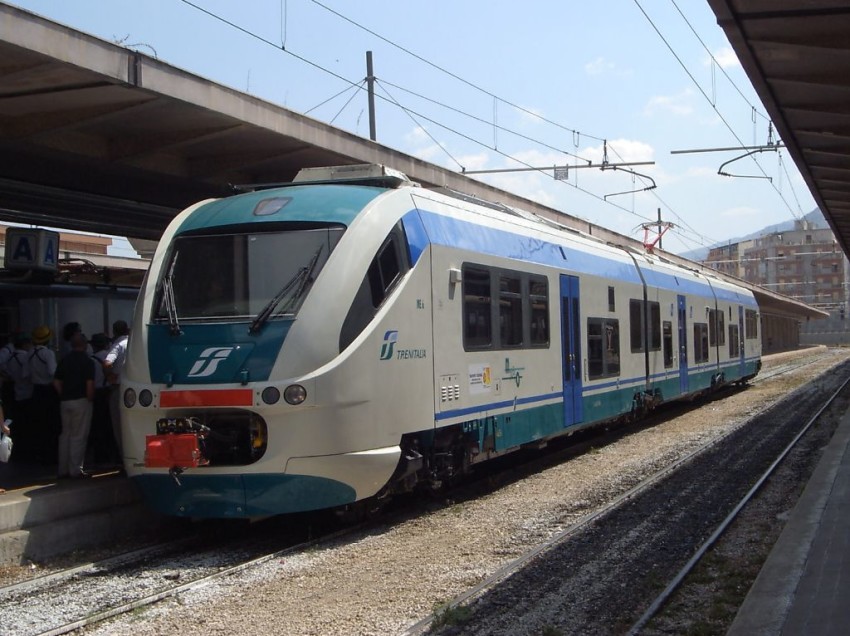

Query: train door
[
  {"left": 738, "top": 305, "right": 746, "bottom": 377},
  {"left": 560, "top": 275, "right": 583, "bottom": 427},
  {"left": 677, "top": 294, "right": 688, "bottom": 394}
]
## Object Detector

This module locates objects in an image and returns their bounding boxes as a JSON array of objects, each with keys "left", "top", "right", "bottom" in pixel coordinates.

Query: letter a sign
[{"left": 4, "top": 228, "right": 60, "bottom": 271}]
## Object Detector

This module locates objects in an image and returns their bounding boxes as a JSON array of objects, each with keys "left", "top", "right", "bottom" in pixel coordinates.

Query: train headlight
[
  {"left": 283, "top": 384, "right": 307, "bottom": 405},
  {"left": 261, "top": 386, "right": 281, "bottom": 405},
  {"left": 139, "top": 389, "right": 153, "bottom": 407},
  {"left": 123, "top": 388, "right": 137, "bottom": 408}
]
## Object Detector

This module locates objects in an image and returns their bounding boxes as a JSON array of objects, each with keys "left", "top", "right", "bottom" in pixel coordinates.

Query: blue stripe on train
[{"left": 401, "top": 209, "right": 758, "bottom": 306}]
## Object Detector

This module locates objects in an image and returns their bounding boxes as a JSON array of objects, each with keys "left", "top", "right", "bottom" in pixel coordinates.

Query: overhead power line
[{"left": 632, "top": 0, "right": 804, "bottom": 221}]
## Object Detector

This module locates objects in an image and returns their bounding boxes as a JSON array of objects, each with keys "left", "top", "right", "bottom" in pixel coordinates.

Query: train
[{"left": 121, "top": 164, "right": 761, "bottom": 518}]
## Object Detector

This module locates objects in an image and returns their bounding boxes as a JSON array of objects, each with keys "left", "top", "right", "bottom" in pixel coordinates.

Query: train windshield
[{"left": 155, "top": 227, "right": 344, "bottom": 322}]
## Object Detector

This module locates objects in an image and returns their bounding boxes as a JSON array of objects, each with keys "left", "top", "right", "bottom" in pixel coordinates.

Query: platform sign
[{"left": 4, "top": 228, "right": 59, "bottom": 271}]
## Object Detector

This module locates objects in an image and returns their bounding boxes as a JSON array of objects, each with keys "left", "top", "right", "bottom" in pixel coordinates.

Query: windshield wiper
[
  {"left": 249, "top": 245, "right": 323, "bottom": 334},
  {"left": 162, "top": 253, "right": 182, "bottom": 336}
]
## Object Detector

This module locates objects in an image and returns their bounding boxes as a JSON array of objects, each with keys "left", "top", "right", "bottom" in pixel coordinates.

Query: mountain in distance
[{"left": 678, "top": 207, "right": 826, "bottom": 262}]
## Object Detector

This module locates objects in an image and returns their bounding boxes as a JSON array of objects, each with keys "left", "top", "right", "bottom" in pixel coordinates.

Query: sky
[{"left": 7, "top": 0, "right": 818, "bottom": 256}]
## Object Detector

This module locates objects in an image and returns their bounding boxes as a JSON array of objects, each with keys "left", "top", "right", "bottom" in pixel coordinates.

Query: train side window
[
  {"left": 648, "top": 301, "right": 661, "bottom": 350},
  {"left": 499, "top": 274, "right": 523, "bottom": 347},
  {"left": 608, "top": 287, "right": 615, "bottom": 312},
  {"left": 588, "top": 318, "right": 620, "bottom": 379},
  {"left": 662, "top": 321, "right": 673, "bottom": 368},
  {"left": 708, "top": 309, "right": 727, "bottom": 347},
  {"left": 629, "top": 300, "right": 661, "bottom": 352},
  {"left": 745, "top": 309, "right": 759, "bottom": 339},
  {"left": 708, "top": 310, "right": 717, "bottom": 346},
  {"left": 629, "top": 300, "right": 643, "bottom": 352},
  {"left": 716, "top": 310, "right": 725, "bottom": 346},
  {"left": 729, "top": 324, "right": 740, "bottom": 357},
  {"left": 694, "top": 323, "right": 709, "bottom": 363},
  {"left": 463, "top": 266, "right": 493, "bottom": 349},
  {"left": 529, "top": 276, "right": 549, "bottom": 346}
]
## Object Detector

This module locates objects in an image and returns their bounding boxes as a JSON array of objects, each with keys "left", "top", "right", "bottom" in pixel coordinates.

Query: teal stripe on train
[
  {"left": 133, "top": 473, "right": 357, "bottom": 517},
  {"left": 147, "top": 322, "right": 291, "bottom": 385},
  {"left": 174, "top": 184, "right": 386, "bottom": 234}
]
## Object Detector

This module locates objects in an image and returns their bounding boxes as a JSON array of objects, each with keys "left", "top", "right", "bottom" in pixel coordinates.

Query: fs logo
[
  {"left": 379, "top": 330, "right": 398, "bottom": 361},
  {"left": 187, "top": 347, "right": 234, "bottom": 378}
]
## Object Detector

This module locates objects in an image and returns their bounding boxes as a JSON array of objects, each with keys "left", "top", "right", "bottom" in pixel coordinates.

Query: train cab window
[
  {"left": 529, "top": 276, "right": 549, "bottom": 346},
  {"left": 464, "top": 267, "right": 493, "bottom": 349},
  {"left": 663, "top": 321, "right": 673, "bottom": 368},
  {"left": 499, "top": 274, "right": 523, "bottom": 347},
  {"left": 729, "top": 324, "right": 740, "bottom": 358},
  {"left": 588, "top": 318, "right": 620, "bottom": 379},
  {"left": 693, "top": 323, "right": 709, "bottom": 363},
  {"left": 368, "top": 237, "right": 403, "bottom": 307},
  {"left": 156, "top": 225, "right": 344, "bottom": 324},
  {"left": 339, "top": 224, "right": 410, "bottom": 352}
]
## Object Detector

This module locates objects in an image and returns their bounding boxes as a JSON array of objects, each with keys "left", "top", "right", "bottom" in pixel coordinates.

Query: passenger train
[{"left": 122, "top": 164, "right": 761, "bottom": 518}]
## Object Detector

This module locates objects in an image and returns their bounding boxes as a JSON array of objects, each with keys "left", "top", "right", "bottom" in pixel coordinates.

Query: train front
[{"left": 120, "top": 176, "right": 403, "bottom": 518}]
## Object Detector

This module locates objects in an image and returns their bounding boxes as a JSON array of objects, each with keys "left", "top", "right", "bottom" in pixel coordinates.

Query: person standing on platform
[
  {"left": 103, "top": 320, "right": 129, "bottom": 460},
  {"left": 5, "top": 333, "right": 33, "bottom": 462},
  {"left": 53, "top": 332, "right": 95, "bottom": 479},
  {"left": 0, "top": 399, "right": 9, "bottom": 494},
  {"left": 29, "top": 325, "right": 59, "bottom": 464},
  {"left": 88, "top": 333, "right": 117, "bottom": 466}
]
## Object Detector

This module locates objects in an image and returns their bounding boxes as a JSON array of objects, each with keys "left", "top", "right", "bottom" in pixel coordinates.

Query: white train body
[{"left": 122, "top": 165, "right": 761, "bottom": 517}]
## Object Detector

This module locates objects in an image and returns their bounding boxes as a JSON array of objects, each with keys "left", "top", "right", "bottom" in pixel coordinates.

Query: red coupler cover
[{"left": 145, "top": 434, "right": 206, "bottom": 468}]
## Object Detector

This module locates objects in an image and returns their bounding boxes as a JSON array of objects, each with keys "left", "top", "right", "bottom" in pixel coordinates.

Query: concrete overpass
[{"left": 0, "top": 2, "right": 826, "bottom": 329}]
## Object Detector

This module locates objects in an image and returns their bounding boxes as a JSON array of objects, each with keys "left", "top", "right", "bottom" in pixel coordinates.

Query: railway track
[
  {"left": 409, "top": 357, "right": 850, "bottom": 635},
  {"left": 0, "top": 519, "right": 349, "bottom": 636},
  {"left": 2, "top": 349, "right": 839, "bottom": 635}
]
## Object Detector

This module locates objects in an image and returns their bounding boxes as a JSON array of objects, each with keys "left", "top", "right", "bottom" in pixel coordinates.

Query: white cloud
[
  {"left": 707, "top": 47, "right": 740, "bottom": 69},
  {"left": 644, "top": 89, "right": 695, "bottom": 117},
  {"left": 585, "top": 56, "right": 615, "bottom": 76}
]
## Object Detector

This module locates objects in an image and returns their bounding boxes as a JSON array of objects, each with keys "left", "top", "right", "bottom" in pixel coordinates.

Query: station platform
[
  {"left": 728, "top": 406, "right": 850, "bottom": 635},
  {"left": 0, "top": 463, "right": 164, "bottom": 566}
]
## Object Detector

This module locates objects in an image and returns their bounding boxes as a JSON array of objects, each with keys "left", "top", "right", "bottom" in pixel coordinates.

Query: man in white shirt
[
  {"left": 104, "top": 320, "right": 129, "bottom": 459},
  {"left": 30, "top": 325, "right": 59, "bottom": 464}
]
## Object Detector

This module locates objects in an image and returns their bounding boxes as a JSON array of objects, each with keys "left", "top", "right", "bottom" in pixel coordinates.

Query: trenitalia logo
[
  {"left": 379, "top": 330, "right": 398, "bottom": 361},
  {"left": 187, "top": 347, "right": 235, "bottom": 378}
]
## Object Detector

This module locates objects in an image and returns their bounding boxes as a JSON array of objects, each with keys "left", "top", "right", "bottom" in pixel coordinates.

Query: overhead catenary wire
[
  {"left": 309, "top": 0, "right": 607, "bottom": 144},
  {"left": 669, "top": 0, "right": 769, "bottom": 122},
  {"left": 178, "top": 0, "right": 667, "bottom": 230},
  {"left": 309, "top": 0, "right": 796, "bottom": 252},
  {"left": 376, "top": 78, "right": 593, "bottom": 165},
  {"left": 179, "top": 0, "right": 737, "bottom": 252},
  {"left": 632, "top": 0, "right": 803, "bottom": 221}
]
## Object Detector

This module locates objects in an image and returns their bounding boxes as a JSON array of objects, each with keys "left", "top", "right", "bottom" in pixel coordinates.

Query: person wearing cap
[
  {"left": 29, "top": 325, "right": 59, "bottom": 465},
  {"left": 103, "top": 320, "right": 129, "bottom": 460},
  {"left": 5, "top": 332, "right": 33, "bottom": 462},
  {"left": 53, "top": 332, "right": 95, "bottom": 479}
]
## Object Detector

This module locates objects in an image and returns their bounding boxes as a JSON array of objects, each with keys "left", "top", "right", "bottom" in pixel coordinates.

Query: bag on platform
[
  {"left": 0, "top": 419, "right": 12, "bottom": 463},
  {"left": 0, "top": 431, "right": 11, "bottom": 463}
]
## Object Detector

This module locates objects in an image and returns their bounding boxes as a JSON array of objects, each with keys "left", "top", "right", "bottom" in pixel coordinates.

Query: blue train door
[
  {"left": 738, "top": 305, "right": 746, "bottom": 376},
  {"left": 560, "top": 275, "right": 583, "bottom": 428},
  {"left": 677, "top": 294, "right": 688, "bottom": 394}
]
